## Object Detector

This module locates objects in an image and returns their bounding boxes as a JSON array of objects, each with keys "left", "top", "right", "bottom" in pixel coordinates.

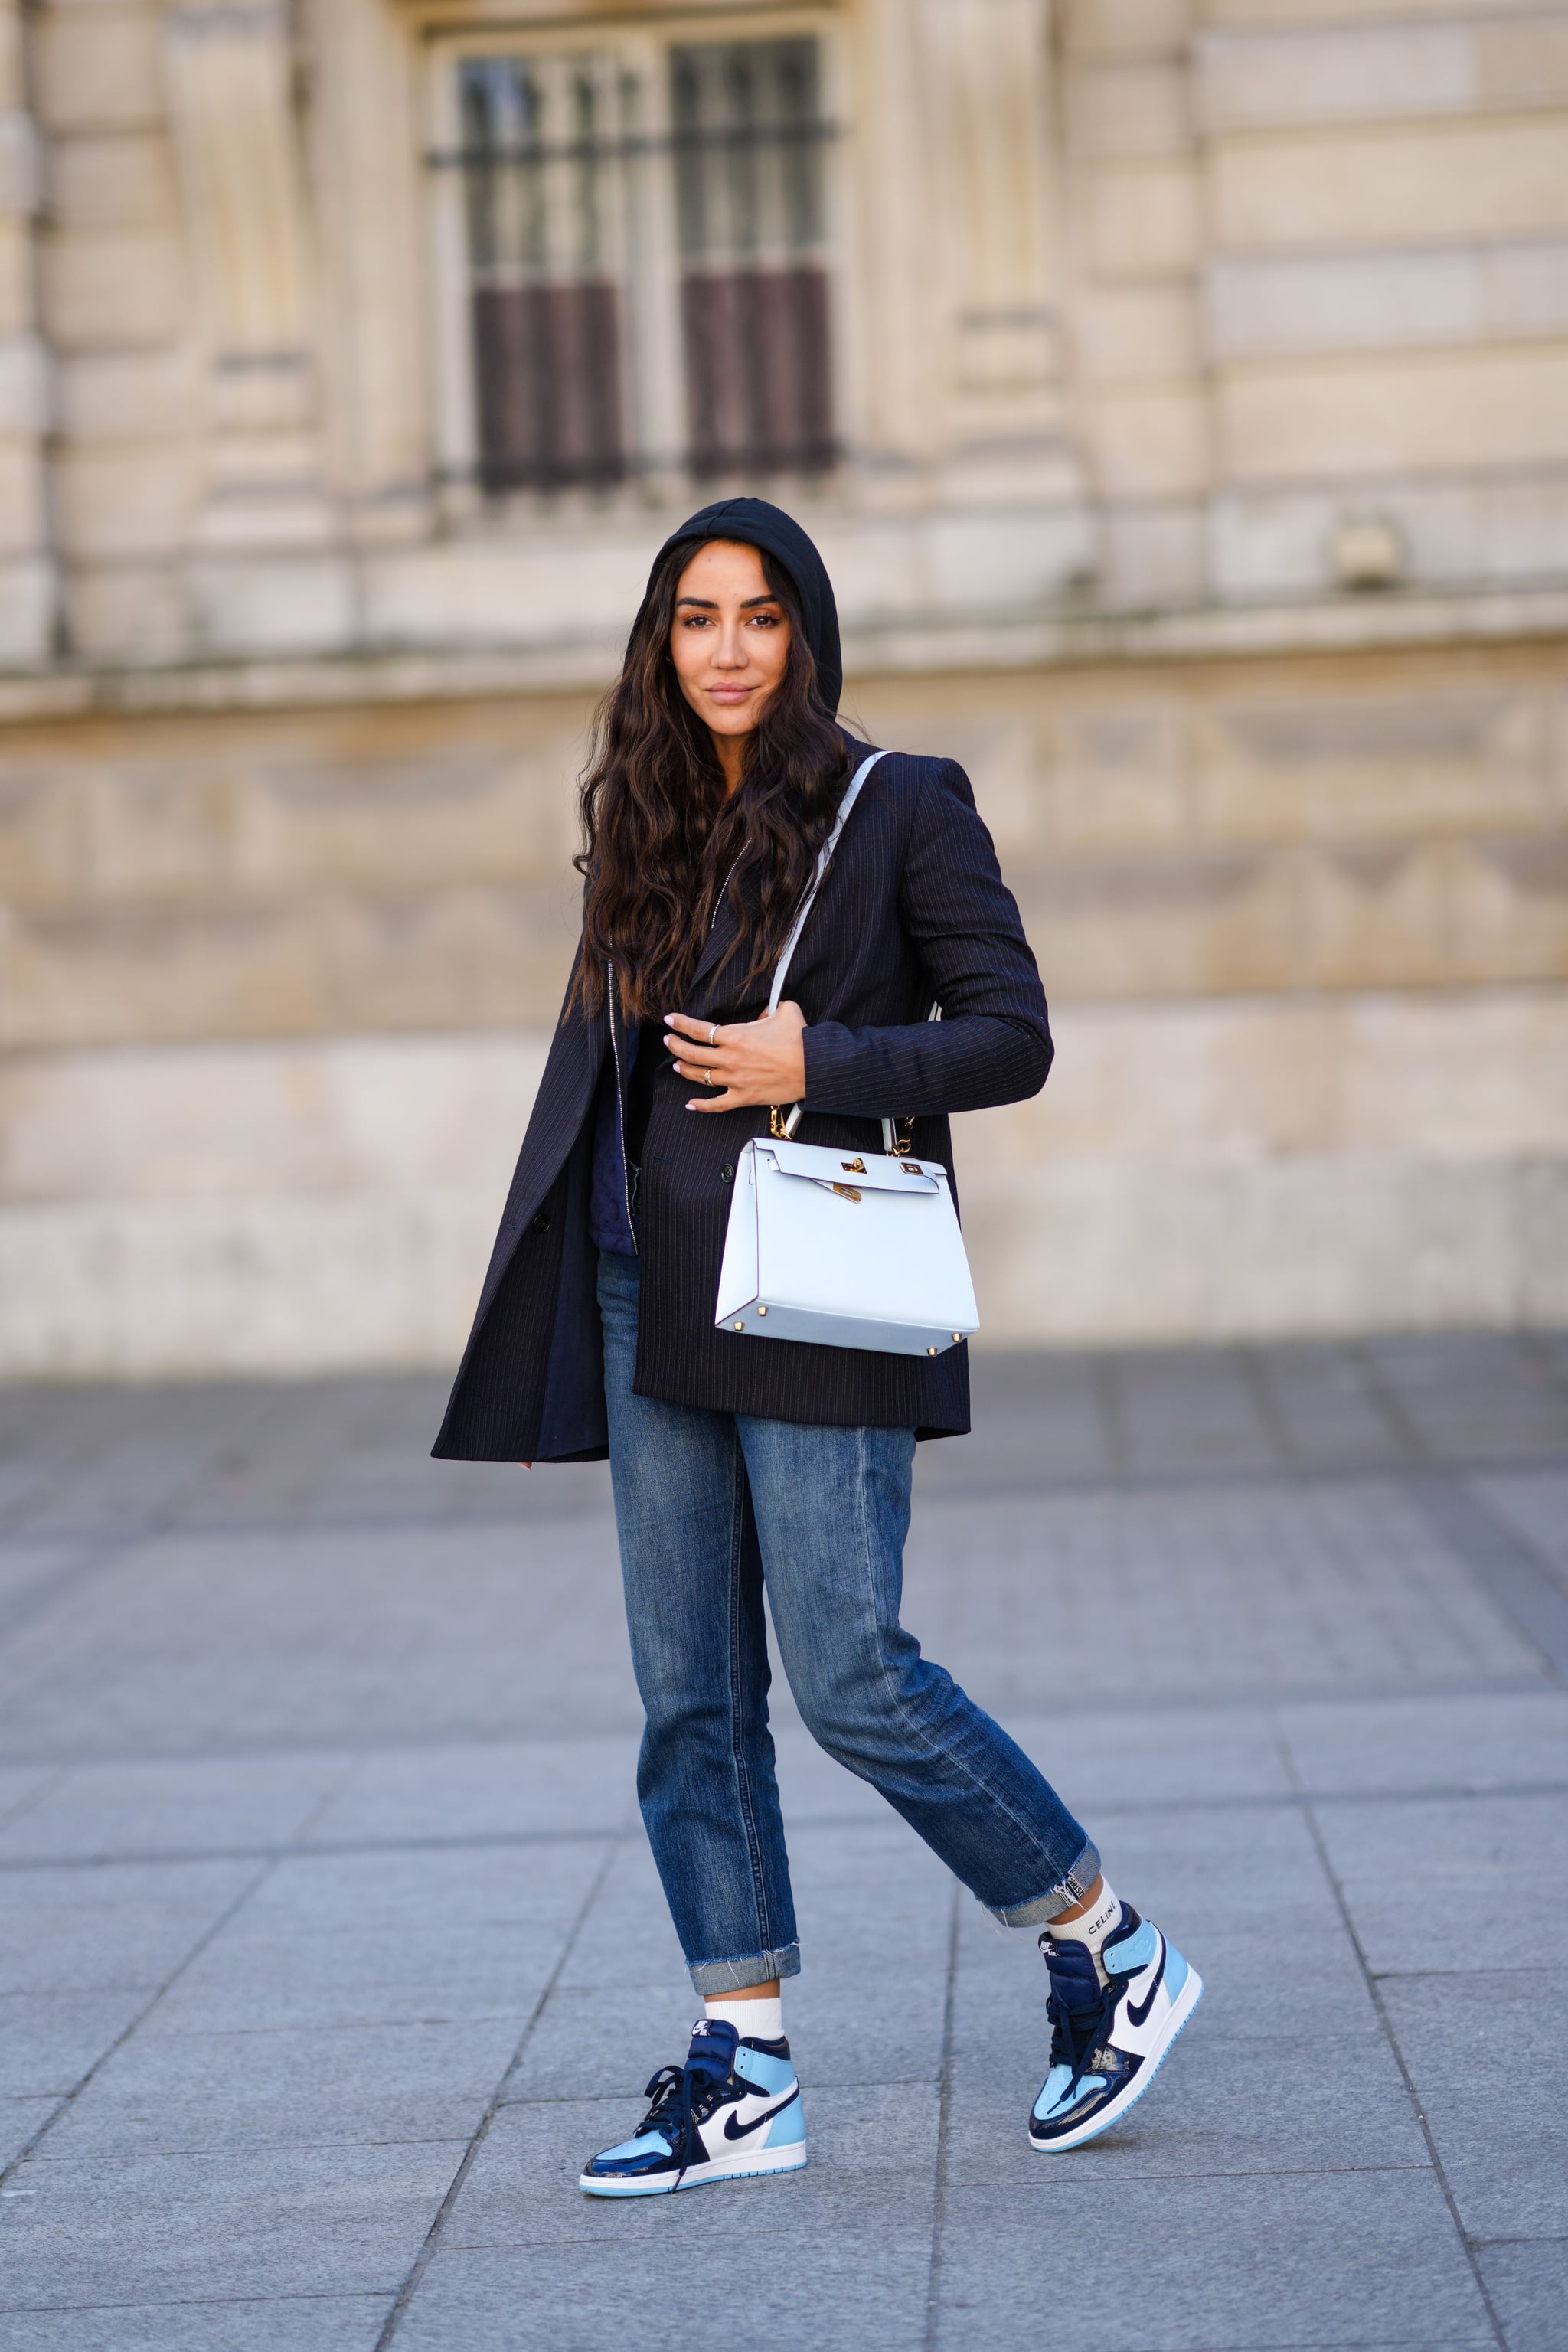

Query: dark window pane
[
  {"left": 458, "top": 54, "right": 627, "bottom": 492},
  {"left": 473, "top": 283, "right": 623, "bottom": 492},
  {"left": 670, "top": 37, "right": 833, "bottom": 476},
  {"left": 681, "top": 266, "right": 831, "bottom": 477}
]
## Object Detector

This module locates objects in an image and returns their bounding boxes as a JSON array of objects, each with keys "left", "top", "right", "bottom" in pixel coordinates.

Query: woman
[{"left": 434, "top": 498, "right": 1200, "bottom": 2194}]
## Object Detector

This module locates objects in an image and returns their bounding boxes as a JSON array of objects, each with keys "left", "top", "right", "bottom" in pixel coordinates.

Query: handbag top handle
[{"left": 766, "top": 749, "right": 889, "bottom": 1018}]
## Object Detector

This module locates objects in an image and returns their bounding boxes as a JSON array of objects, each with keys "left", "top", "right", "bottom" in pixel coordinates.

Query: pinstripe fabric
[{"left": 432, "top": 750, "right": 1052, "bottom": 1462}]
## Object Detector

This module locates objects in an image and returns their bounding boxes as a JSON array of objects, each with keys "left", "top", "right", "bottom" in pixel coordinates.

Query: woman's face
[{"left": 668, "top": 540, "right": 792, "bottom": 755}]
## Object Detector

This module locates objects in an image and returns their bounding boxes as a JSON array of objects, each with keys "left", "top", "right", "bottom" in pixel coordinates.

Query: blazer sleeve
[{"left": 800, "top": 762, "right": 1053, "bottom": 1117}]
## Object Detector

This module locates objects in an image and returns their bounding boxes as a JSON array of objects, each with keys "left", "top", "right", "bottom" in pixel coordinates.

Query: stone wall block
[
  {"left": 80, "top": 761, "right": 244, "bottom": 902},
  {"left": 57, "top": 351, "right": 196, "bottom": 442},
  {"left": 33, "top": 8, "right": 162, "bottom": 132},
  {"left": 1210, "top": 119, "right": 1568, "bottom": 250},
  {"left": 1452, "top": 836, "right": 1568, "bottom": 983},
  {"left": 0, "top": 900, "right": 325, "bottom": 1050},
  {"left": 54, "top": 446, "right": 195, "bottom": 558},
  {"left": 1070, "top": 62, "right": 1191, "bottom": 155},
  {"left": 1088, "top": 161, "right": 1202, "bottom": 276},
  {"left": 0, "top": 332, "right": 51, "bottom": 436},
  {"left": 0, "top": 433, "right": 44, "bottom": 551},
  {"left": 1011, "top": 843, "right": 1302, "bottom": 998},
  {"left": 0, "top": 763, "right": 91, "bottom": 904},
  {"left": 1065, "top": 0, "right": 1191, "bottom": 62},
  {"left": 244, "top": 752, "right": 576, "bottom": 895},
  {"left": 1203, "top": 0, "right": 1547, "bottom": 23},
  {"left": 64, "top": 564, "right": 188, "bottom": 664},
  {"left": 0, "top": 217, "right": 29, "bottom": 336},
  {"left": 1219, "top": 348, "right": 1568, "bottom": 482},
  {"left": 185, "top": 555, "right": 354, "bottom": 655},
  {"left": 41, "top": 230, "right": 186, "bottom": 349},
  {"left": 1049, "top": 705, "right": 1193, "bottom": 850},
  {"left": 1193, "top": 688, "right": 1551, "bottom": 844},
  {"left": 0, "top": 1033, "right": 547, "bottom": 1204},
  {"left": 1099, "top": 500, "right": 1207, "bottom": 603},
  {"left": 1078, "top": 286, "right": 1200, "bottom": 381},
  {"left": 319, "top": 884, "right": 579, "bottom": 1036},
  {"left": 0, "top": 102, "right": 39, "bottom": 217},
  {"left": 48, "top": 128, "right": 176, "bottom": 229},
  {"left": 1298, "top": 838, "right": 1455, "bottom": 990},
  {"left": 1197, "top": 24, "right": 1474, "bottom": 131},
  {"left": 0, "top": 554, "right": 52, "bottom": 662},
  {"left": 1209, "top": 240, "right": 1568, "bottom": 361},
  {"left": 1089, "top": 383, "right": 1210, "bottom": 495},
  {"left": 1476, "top": 21, "right": 1568, "bottom": 110}
]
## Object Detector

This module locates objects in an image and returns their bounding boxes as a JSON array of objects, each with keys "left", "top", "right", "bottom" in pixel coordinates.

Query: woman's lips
[{"left": 707, "top": 686, "right": 754, "bottom": 703}]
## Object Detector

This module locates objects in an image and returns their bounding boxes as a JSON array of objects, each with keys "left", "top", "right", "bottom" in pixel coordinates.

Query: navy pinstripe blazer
[{"left": 431, "top": 748, "right": 1053, "bottom": 1463}]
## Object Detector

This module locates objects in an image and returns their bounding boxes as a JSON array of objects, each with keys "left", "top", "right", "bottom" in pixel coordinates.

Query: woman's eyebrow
[{"left": 673, "top": 593, "right": 781, "bottom": 610}]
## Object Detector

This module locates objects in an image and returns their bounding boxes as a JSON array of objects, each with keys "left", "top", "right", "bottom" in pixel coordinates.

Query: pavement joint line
[
  {"left": 0, "top": 1754, "right": 362, "bottom": 2193},
  {"left": 1236, "top": 1344, "right": 1302, "bottom": 1472},
  {"left": 0, "top": 1857, "right": 276, "bottom": 2194},
  {"left": 0, "top": 1762, "right": 66, "bottom": 1840},
  {"left": 8, "top": 1447, "right": 1568, "bottom": 1554},
  {"left": 982, "top": 2162, "right": 1442, "bottom": 2185},
  {"left": 6, "top": 1775, "right": 1568, "bottom": 1875},
  {"left": 20, "top": 2135, "right": 478, "bottom": 2164},
  {"left": 372, "top": 1833, "right": 623, "bottom": 2352},
  {"left": 1467, "top": 2230, "right": 1568, "bottom": 2246},
  {"left": 921, "top": 1876, "right": 962, "bottom": 2352},
  {"left": 1403, "top": 1473, "right": 1568, "bottom": 1685},
  {"left": 0, "top": 1668, "right": 1554, "bottom": 1775},
  {"left": 1278, "top": 1725, "right": 1511, "bottom": 2352},
  {"left": 0, "top": 2293, "right": 398, "bottom": 2318},
  {"left": 1345, "top": 1341, "right": 1431, "bottom": 1467}
]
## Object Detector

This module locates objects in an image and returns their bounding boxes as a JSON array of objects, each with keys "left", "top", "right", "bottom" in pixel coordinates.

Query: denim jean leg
[
  {"left": 738, "top": 1413, "right": 1099, "bottom": 1922},
  {"left": 596, "top": 1252, "right": 799, "bottom": 1992}
]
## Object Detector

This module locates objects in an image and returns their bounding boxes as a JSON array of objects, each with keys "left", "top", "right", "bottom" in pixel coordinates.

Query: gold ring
[{"left": 705, "top": 1067, "right": 713, "bottom": 1086}]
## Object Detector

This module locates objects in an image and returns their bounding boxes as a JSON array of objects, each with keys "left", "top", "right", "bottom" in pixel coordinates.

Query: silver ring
[{"left": 708, "top": 1023, "right": 717, "bottom": 1045}]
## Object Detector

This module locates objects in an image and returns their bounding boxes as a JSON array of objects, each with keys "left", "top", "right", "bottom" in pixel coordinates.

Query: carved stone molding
[
  {"left": 0, "top": 0, "right": 56, "bottom": 660},
  {"left": 917, "top": 0, "right": 1070, "bottom": 443},
  {"left": 164, "top": 1, "right": 331, "bottom": 544}
]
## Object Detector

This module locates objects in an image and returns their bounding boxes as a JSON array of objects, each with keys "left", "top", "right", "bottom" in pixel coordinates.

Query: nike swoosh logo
[
  {"left": 723, "top": 2087, "right": 799, "bottom": 2142},
  {"left": 1125, "top": 1942, "right": 1166, "bottom": 2029}
]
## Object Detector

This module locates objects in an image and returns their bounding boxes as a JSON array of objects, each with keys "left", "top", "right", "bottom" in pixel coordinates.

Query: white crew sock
[
  {"left": 1044, "top": 1879, "right": 1122, "bottom": 1988},
  {"left": 705, "top": 1994, "right": 784, "bottom": 2045}
]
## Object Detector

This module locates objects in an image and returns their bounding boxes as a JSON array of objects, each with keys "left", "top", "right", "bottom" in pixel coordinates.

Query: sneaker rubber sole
[
  {"left": 1029, "top": 1967, "right": 1204, "bottom": 2154},
  {"left": 580, "top": 2142, "right": 807, "bottom": 2197}
]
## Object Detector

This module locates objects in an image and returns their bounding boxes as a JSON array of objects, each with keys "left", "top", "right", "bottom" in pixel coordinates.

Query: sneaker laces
[
  {"left": 632, "top": 2039, "right": 735, "bottom": 2186},
  {"left": 1039, "top": 1934, "right": 1115, "bottom": 2088}
]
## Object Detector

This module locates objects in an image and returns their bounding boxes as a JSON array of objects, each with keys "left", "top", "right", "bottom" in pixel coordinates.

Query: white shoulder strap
[{"left": 766, "top": 749, "right": 888, "bottom": 1018}]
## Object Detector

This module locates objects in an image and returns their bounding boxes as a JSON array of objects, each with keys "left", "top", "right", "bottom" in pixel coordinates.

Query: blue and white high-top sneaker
[
  {"left": 1029, "top": 1902, "right": 1202, "bottom": 2151},
  {"left": 579, "top": 2017, "right": 806, "bottom": 2197}
]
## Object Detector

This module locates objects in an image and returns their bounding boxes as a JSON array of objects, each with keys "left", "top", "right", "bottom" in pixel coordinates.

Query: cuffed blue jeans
[{"left": 599, "top": 1250, "right": 1100, "bottom": 1994}]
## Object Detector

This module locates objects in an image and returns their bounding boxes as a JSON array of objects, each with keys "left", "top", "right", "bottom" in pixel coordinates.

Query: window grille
[{"left": 436, "top": 34, "right": 835, "bottom": 496}]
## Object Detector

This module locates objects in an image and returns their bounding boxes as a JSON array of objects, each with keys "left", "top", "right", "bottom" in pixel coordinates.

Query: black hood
[{"left": 639, "top": 497, "right": 843, "bottom": 717}]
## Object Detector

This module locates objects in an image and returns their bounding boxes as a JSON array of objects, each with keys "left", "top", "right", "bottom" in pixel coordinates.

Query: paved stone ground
[{"left": 2, "top": 1333, "right": 1567, "bottom": 2352}]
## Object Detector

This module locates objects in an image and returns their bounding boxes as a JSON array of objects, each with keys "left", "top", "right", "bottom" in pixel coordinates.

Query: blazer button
[
  {"left": 531, "top": 1211, "right": 551, "bottom": 1235},
  {"left": 721, "top": 1164, "right": 735, "bottom": 1184}
]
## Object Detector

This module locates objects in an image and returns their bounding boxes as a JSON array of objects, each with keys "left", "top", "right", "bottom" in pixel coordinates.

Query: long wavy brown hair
[{"left": 572, "top": 538, "right": 852, "bottom": 1020}]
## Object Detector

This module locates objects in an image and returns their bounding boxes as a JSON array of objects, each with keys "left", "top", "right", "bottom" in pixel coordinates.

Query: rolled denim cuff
[
  {"left": 983, "top": 1842, "right": 1102, "bottom": 1931},
  {"left": 688, "top": 1940, "right": 802, "bottom": 1995}
]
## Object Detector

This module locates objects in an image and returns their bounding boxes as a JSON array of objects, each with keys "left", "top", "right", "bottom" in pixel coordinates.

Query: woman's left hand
[{"left": 665, "top": 1002, "right": 807, "bottom": 1113}]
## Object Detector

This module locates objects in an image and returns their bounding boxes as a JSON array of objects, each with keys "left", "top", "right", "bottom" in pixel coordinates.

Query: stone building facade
[{"left": 1, "top": 0, "right": 1566, "bottom": 1376}]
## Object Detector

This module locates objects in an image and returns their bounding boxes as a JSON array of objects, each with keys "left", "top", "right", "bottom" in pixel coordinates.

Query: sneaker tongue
[
  {"left": 685, "top": 2017, "right": 738, "bottom": 2082},
  {"left": 1041, "top": 1936, "right": 1102, "bottom": 2014}
]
